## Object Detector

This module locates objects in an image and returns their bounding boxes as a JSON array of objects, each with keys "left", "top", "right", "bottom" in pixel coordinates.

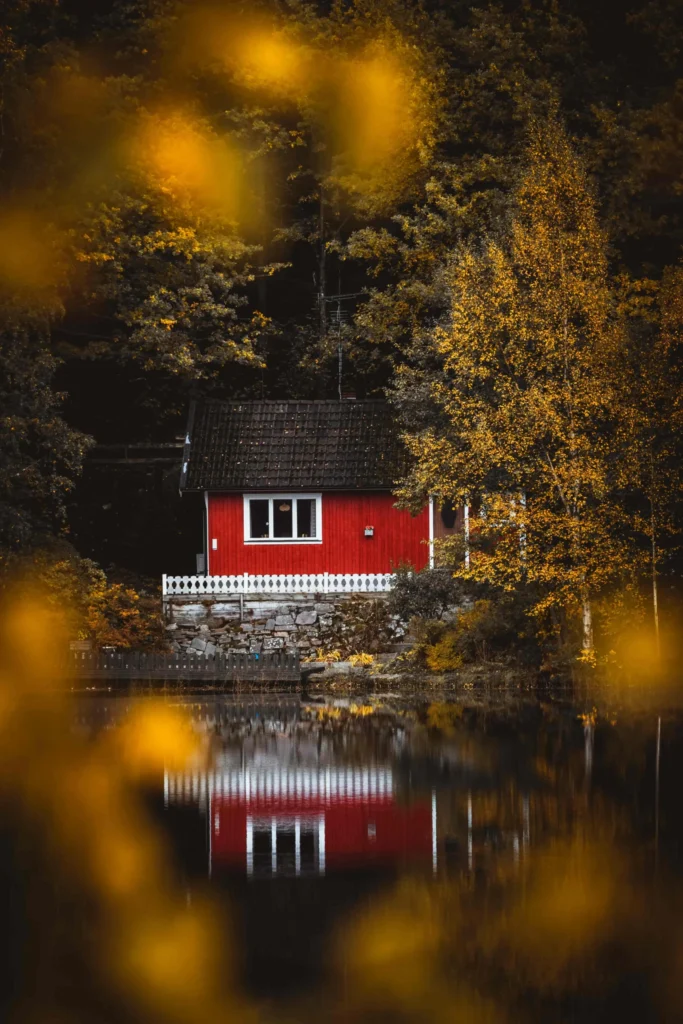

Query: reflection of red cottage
[
  {"left": 175, "top": 766, "right": 434, "bottom": 876},
  {"left": 173, "top": 400, "right": 432, "bottom": 590}
]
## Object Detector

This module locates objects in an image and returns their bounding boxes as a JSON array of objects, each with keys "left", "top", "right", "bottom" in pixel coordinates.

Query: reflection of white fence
[
  {"left": 164, "top": 766, "right": 395, "bottom": 805},
  {"left": 162, "top": 572, "right": 394, "bottom": 597}
]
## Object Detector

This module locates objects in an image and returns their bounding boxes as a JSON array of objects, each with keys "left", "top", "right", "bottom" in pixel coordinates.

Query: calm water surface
[{"left": 7, "top": 692, "right": 683, "bottom": 1022}]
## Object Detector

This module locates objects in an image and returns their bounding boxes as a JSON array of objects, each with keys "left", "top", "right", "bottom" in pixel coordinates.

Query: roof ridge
[{"left": 198, "top": 398, "right": 388, "bottom": 406}]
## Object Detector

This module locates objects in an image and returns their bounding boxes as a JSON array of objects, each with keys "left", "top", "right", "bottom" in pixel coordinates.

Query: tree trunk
[
  {"left": 651, "top": 521, "right": 661, "bottom": 659},
  {"left": 463, "top": 502, "right": 470, "bottom": 568},
  {"left": 582, "top": 595, "right": 593, "bottom": 650},
  {"left": 519, "top": 489, "right": 527, "bottom": 570},
  {"left": 649, "top": 453, "right": 661, "bottom": 659}
]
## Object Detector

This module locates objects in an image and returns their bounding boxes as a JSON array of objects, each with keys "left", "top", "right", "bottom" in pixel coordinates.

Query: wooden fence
[{"left": 67, "top": 648, "right": 301, "bottom": 682}]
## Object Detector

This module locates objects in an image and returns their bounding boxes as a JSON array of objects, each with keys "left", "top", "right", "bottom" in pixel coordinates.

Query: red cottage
[
  {"left": 166, "top": 762, "right": 435, "bottom": 877},
  {"left": 167, "top": 399, "right": 435, "bottom": 596}
]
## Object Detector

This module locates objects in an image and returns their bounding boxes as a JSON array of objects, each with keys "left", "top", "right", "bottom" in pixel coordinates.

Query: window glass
[
  {"left": 296, "top": 498, "right": 316, "bottom": 538},
  {"left": 250, "top": 499, "right": 269, "bottom": 539},
  {"left": 246, "top": 495, "right": 320, "bottom": 541},
  {"left": 440, "top": 501, "right": 457, "bottom": 529},
  {"left": 273, "top": 499, "right": 293, "bottom": 538}
]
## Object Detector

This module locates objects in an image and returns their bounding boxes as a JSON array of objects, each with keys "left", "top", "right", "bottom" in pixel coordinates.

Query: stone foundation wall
[{"left": 163, "top": 593, "right": 404, "bottom": 656}]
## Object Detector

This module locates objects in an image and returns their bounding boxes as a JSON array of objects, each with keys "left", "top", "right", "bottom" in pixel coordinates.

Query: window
[{"left": 243, "top": 494, "right": 322, "bottom": 543}]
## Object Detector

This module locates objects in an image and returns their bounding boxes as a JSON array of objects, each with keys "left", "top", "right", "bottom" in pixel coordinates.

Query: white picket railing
[{"left": 162, "top": 572, "right": 394, "bottom": 597}]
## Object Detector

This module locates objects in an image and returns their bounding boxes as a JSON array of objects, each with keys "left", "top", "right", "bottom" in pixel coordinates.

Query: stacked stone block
[{"left": 163, "top": 594, "right": 372, "bottom": 655}]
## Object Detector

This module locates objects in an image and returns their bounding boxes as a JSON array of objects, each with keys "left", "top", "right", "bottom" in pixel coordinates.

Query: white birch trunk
[
  {"left": 650, "top": 497, "right": 661, "bottom": 659},
  {"left": 464, "top": 503, "right": 470, "bottom": 569},
  {"left": 582, "top": 596, "right": 593, "bottom": 650}
]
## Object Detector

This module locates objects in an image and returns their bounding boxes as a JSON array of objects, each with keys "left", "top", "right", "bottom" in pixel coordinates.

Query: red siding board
[
  {"left": 207, "top": 492, "right": 429, "bottom": 575},
  {"left": 210, "top": 797, "right": 432, "bottom": 870}
]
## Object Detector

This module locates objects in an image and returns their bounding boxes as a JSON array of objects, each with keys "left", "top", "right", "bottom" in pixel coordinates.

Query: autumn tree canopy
[{"left": 1, "top": 0, "right": 682, "bottom": 660}]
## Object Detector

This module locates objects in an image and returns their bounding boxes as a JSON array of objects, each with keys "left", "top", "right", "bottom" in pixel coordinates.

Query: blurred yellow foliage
[
  {"left": 109, "top": 704, "right": 198, "bottom": 778},
  {"left": 235, "top": 29, "right": 311, "bottom": 97},
  {"left": 340, "top": 880, "right": 442, "bottom": 991},
  {"left": 338, "top": 879, "right": 500, "bottom": 1022},
  {"left": 176, "top": 7, "right": 435, "bottom": 207},
  {"left": 479, "top": 838, "right": 622, "bottom": 992},
  {"left": 0, "top": 591, "right": 252, "bottom": 1022},
  {"left": 114, "top": 906, "right": 228, "bottom": 1018},
  {"left": 336, "top": 52, "right": 414, "bottom": 171},
  {"left": 128, "top": 112, "right": 242, "bottom": 219},
  {"left": 0, "top": 211, "right": 60, "bottom": 292}
]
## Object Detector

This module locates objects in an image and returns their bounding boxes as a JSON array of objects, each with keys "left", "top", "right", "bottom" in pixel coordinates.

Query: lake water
[{"left": 5, "top": 691, "right": 683, "bottom": 1022}]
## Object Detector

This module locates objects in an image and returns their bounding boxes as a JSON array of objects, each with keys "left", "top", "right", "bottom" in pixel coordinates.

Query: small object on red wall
[{"left": 364, "top": 526, "right": 374, "bottom": 537}]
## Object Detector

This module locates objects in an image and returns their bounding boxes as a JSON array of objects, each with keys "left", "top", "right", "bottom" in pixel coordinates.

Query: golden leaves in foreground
[
  {"left": 0, "top": 591, "right": 251, "bottom": 1024},
  {"left": 477, "top": 838, "right": 623, "bottom": 992},
  {"left": 127, "top": 112, "right": 243, "bottom": 221},
  {"left": 336, "top": 879, "right": 500, "bottom": 1023},
  {"left": 0, "top": 211, "right": 62, "bottom": 293},
  {"left": 110, "top": 702, "right": 199, "bottom": 778},
  {"left": 177, "top": 5, "right": 433, "bottom": 193},
  {"left": 232, "top": 28, "right": 313, "bottom": 100},
  {"left": 335, "top": 829, "right": 683, "bottom": 1021}
]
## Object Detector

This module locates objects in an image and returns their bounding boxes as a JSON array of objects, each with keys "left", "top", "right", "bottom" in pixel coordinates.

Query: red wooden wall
[
  {"left": 206, "top": 492, "right": 429, "bottom": 575},
  {"left": 211, "top": 796, "right": 432, "bottom": 871}
]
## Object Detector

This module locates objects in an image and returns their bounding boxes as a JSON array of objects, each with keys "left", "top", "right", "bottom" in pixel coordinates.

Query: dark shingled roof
[{"left": 180, "top": 399, "right": 408, "bottom": 492}]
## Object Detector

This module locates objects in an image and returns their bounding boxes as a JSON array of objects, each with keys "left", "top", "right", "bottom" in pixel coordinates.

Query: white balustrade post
[{"left": 163, "top": 570, "right": 397, "bottom": 598}]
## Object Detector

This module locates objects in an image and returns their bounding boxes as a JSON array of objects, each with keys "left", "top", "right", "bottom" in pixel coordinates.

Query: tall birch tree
[{"left": 398, "top": 116, "right": 635, "bottom": 654}]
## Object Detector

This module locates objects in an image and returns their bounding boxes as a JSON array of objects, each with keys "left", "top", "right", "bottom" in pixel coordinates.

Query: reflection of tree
[{"left": 316, "top": 704, "right": 682, "bottom": 1024}]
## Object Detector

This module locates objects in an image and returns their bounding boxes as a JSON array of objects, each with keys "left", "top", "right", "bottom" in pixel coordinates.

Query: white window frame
[{"left": 243, "top": 493, "right": 323, "bottom": 544}]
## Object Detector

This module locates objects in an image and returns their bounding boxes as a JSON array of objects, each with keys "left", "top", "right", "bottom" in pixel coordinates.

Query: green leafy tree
[{"left": 0, "top": 327, "right": 90, "bottom": 553}]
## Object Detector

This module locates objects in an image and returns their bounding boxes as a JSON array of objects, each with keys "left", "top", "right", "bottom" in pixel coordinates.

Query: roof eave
[{"left": 195, "top": 483, "right": 399, "bottom": 493}]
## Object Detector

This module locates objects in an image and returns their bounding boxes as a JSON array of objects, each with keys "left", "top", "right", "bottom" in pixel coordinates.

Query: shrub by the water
[
  {"left": 326, "top": 594, "right": 397, "bottom": 656},
  {"left": 2, "top": 546, "right": 168, "bottom": 650},
  {"left": 411, "top": 592, "right": 540, "bottom": 671},
  {"left": 388, "top": 565, "right": 467, "bottom": 622}
]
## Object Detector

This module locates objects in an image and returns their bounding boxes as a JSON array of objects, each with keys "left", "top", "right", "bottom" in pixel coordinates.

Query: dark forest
[{"left": 2, "top": 0, "right": 683, "bottom": 665}]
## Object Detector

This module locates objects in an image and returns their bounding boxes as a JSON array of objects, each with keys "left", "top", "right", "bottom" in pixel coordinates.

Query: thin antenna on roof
[
  {"left": 337, "top": 269, "right": 342, "bottom": 401},
  {"left": 318, "top": 246, "right": 367, "bottom": 400},
  {"left": 318, "top": 188, "right": 326, "bottom": 349}
]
